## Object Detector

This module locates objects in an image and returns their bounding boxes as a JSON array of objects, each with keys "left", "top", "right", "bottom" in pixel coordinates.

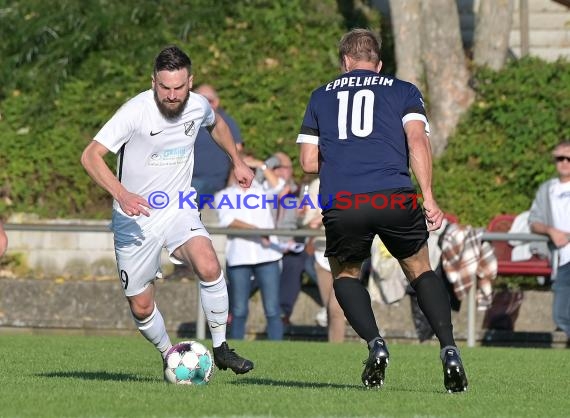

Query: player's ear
[
  {"left": 151, "top": 74, "right": 156, "bottom": 89},
  {"left": 188, "top": 74, "right": 194, "bottom": 89},
  {"left": 341, "top": 56, "right": 349, "bottom": 73},
  {"left": 376, "top": 60, "right": 383, "bottom": 73}
]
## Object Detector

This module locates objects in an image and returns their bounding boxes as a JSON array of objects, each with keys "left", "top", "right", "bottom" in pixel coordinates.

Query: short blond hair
[{"left": 338, "top": 28, "right": 382, "bottom": 67}]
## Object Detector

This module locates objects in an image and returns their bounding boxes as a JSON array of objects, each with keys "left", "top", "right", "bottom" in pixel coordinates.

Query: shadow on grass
[
  {"left": 229, "top": 376, "right": 361, "bottom": 390},
  {"left": 38, "top": 371, "right": 156, "bottom": 382},
  {"left": 231, "top": 377, "right": 447, "bottom": 394}
]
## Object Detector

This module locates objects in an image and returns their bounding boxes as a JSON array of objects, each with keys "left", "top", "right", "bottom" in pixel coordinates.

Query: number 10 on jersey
[{"left": 337, "top": 89, "right": 374, "bottom": 139}]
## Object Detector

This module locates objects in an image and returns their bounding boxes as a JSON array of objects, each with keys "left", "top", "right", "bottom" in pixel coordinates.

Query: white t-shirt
[
  {"left": 94, "top": 90, "right": 215, "bottom": 227},
  {"left": 215, "top": 180, "right": 283, "bottom": 267},
  {"left": 550, "top": 179, "right": 570, "bottom": 266}
]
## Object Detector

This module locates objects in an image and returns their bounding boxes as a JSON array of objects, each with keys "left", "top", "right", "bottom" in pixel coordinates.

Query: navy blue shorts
[{"left": 322, "top": 188, "right": 428, "bottom": 264}]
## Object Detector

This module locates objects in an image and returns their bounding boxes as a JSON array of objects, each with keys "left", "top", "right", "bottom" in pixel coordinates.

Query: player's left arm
[
  {"left": 405, "top": 120, "right": 443, "bottom": 231},
  {"left": 208, "top": 113, "right": 253, "bottom": 188}
]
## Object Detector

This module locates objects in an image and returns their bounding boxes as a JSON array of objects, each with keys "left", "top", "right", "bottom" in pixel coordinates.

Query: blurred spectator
[
  {"left": 269, "top": 152, "right": 308, "bottom": 327},
  {"left": 298, "top": 174, "right": 320, "bottom": 287},
  {"left": 215, "top": 153, "right": 284, "bottom": 340},
  {"left": 302, "top": 177, "right": 346, "bottom": 342},
  {"left": 529, "top": 140, "right": 570, "bottom": 342},
  {"left": 192, "top": 84, "right": 243, "bottom": 223}
]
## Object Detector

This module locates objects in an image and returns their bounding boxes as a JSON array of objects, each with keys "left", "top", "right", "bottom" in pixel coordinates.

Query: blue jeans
[
  {"left": 279, "top": 251, "right": 307, "bottom": 317},
  {"left": 227, "top": 261, "right": 283, "bottom": 340},
  {"left": 552, "top": 261, "right": 570, "bottom": 337},
  {"left": 304, "top": 253, "right": 317, "bottom": 284}
]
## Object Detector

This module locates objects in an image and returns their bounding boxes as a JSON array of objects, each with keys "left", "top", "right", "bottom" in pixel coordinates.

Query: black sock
[
  {"left": 333, "top": 277, "right": 379, "bottom": 344},
  {"left": 411, "top": 271, "right": 456, "bottom": 348}
]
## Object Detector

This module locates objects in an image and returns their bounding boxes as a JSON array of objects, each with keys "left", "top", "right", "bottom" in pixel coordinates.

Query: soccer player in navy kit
[
  {"left": 81, "top": 45, "right": 254, "bottom": 377},
  {"left": 297, "top": 29, "right": 468, "bottom": 393}
]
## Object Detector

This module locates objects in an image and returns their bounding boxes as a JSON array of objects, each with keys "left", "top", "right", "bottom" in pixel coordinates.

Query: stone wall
[{"left": 0, "top": 278, "right": 564, "bottom": 346}]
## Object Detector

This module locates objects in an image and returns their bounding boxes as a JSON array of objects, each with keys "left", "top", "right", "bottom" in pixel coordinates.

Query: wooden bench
[{"left": 486, "top": 214, "right": 552, "bottom": 277}]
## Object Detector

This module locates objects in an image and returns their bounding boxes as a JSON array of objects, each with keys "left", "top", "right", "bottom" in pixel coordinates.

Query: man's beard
[{"left": 154, "top": 89, "right": 190, "bottom": 119}]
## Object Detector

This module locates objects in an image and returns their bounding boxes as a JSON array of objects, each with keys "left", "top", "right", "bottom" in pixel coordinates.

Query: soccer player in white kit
[{"left": 81, "top": 45, "right": 254, "bottom": 376}]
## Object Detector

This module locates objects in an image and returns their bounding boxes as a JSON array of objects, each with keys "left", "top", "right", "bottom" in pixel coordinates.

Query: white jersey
[{"left": 94, "top": 90, "right": 215, "bottom": 226}]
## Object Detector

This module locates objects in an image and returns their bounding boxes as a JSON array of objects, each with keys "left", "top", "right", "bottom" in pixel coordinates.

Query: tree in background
[
  {"left": 473, "top": 0, "right": 515, "bottom": 70},
  {"left": 388, "top": 0, "right": 514, "bottom": 155}
]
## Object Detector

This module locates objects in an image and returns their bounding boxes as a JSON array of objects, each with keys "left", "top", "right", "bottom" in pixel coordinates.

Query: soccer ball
[{"left": 164, "top": 341, "right": 214, "bottom": 385}]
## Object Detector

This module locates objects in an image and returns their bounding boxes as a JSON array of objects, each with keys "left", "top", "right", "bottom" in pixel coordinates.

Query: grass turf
[{"left": 0, "top": 333, "right": 568, "bottom": 417}]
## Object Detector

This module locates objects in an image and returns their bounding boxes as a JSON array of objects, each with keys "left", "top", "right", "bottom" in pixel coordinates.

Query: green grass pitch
[{"left": 0, "top": 333, "right": 568, "bottom": 417}]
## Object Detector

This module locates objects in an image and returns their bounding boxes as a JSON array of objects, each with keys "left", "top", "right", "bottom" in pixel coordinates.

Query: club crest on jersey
[{"left": 184, "top": 121, "right": 196, "bottom": 136}]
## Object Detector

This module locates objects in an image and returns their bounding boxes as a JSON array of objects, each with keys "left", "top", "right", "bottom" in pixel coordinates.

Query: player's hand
[
  {"left": 233, "top": 158, "right": 254, "bottom": 189},
  {"left": 117, "top": 191, "right": 151, "bottom": 217},
  {"left": 423, "top": 199, "right": 443, "bottom": 231}
]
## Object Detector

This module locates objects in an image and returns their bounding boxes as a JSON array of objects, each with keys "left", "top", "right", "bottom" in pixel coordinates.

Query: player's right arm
[
  {"left": 81, "top": 140, "right": 150, "bottom": 217},
  {"left": 297, "top": 95, "right": 320, "bottom": 174}
]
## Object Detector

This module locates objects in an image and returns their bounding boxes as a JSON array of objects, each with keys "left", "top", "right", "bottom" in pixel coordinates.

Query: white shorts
[{"left": 111, "top": 208, "right": 210, "bottom": 297}]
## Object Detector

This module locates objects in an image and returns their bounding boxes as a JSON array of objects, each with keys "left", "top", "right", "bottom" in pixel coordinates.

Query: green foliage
[
  {"left": 2, "top": 0, "right": 568, "bottom": 225},
  {"left": 0, "top": 0, "right": 383, "bottom": 218},
  {"left": 435, "top": 57, "right": 570, "bottom": 226}
]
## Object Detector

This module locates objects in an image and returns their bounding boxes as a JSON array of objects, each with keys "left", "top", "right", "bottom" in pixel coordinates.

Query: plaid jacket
[{"left": 441, "top": 223, "right": 497, "bottom": 309}]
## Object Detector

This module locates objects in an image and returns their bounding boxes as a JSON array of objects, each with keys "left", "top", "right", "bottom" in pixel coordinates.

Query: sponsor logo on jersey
[{"left": 147, "top": 146, "right": 190, "bottom": 166}]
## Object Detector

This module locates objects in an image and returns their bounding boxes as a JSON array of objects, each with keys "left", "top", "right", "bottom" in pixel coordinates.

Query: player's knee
[
  {"left": 398, "top": 253, "right": 431, "bottom": 281},
  {"left": 129, "top": 298, "right": 155, "bottom": 320},
  {"left": 409, "top": 269, "right": 436, "bottom": 284},
  {"left": 196, "top": 263, "right": 221, "bottom": 282}
]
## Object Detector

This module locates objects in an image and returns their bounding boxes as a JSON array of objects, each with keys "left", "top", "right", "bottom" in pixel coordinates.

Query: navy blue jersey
[{"left": 297, "top": 69, "right": 429, "bottom": 203}]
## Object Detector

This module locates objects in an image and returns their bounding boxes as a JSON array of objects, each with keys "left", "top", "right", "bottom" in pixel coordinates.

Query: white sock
[
  {"left": 200, "top": 272, "right": 228, "bottom": 348},
  {"left": 133, "top": 303, "right": 172, "bottom": 359}
]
